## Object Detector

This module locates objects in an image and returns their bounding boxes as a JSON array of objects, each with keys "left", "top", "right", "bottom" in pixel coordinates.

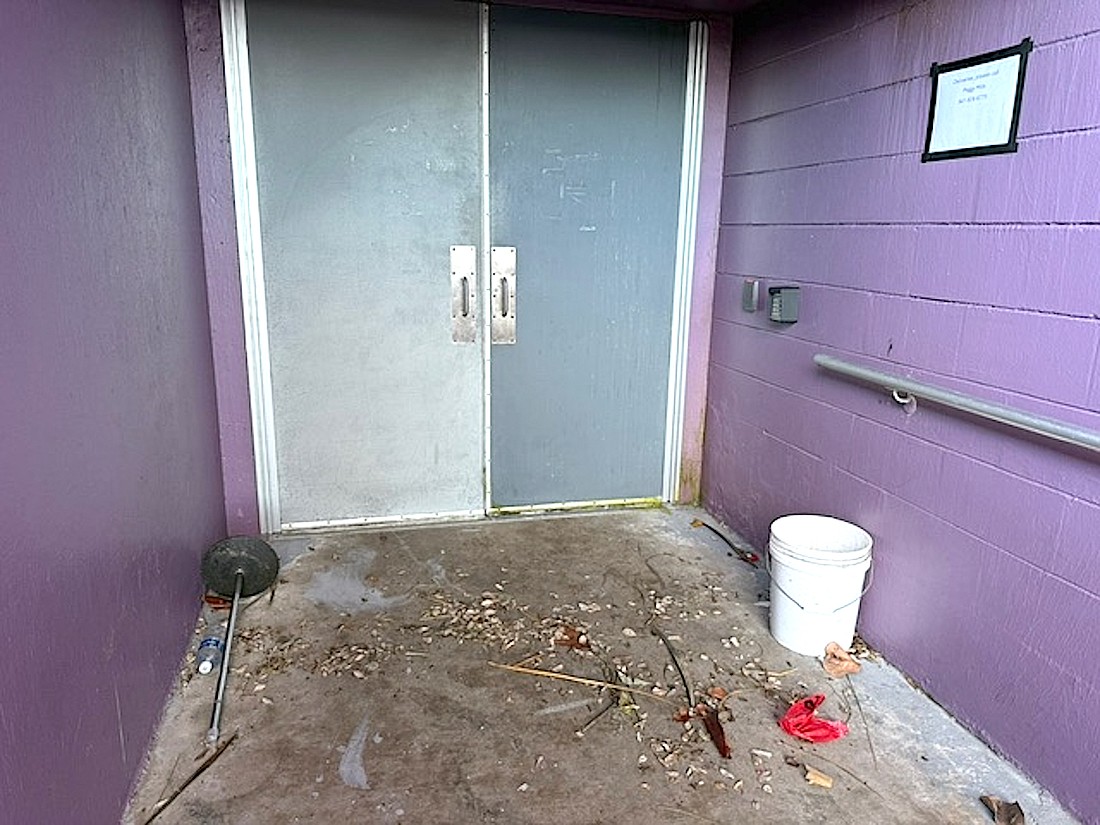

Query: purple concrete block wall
[
  {"left": 0, "top": 1, "right": 225, "bottom": 821},
  {"left": 705, "top": 0, "right": 1100, "bottom": 820}
]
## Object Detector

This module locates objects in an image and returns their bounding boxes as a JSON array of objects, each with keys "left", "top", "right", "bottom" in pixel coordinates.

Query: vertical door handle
[
  {"left": 450, "top": 245, "right": 477, "bottom": 343},
  {"left": 490, "top": 246, "right": 516, "bottom": 345}
]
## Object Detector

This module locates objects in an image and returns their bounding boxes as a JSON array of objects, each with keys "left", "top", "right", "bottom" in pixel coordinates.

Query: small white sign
[
  {"left": 922, "top": 39, "right": 1031, "bottom": 162},
  {"left": 928, "top": 54, "right": 1021, "bottom": 154}
]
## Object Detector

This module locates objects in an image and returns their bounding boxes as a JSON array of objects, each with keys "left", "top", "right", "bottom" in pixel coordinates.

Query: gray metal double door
[{"left": 247, "top": 0, "right": 687, "bottom": 527}]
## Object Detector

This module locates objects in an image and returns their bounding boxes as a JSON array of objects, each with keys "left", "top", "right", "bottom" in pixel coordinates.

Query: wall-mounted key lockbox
[{"left": 768, "top": 286, "right": 800, "bottom": 323}]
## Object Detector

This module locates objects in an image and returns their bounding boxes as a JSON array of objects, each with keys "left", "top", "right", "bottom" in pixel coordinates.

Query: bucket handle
[{"left": 764, "top": 551, "right": 874, "bottom": 614}]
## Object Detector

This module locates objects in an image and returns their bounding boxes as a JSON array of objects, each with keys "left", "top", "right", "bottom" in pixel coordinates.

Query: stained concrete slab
[{"left": 125, "top": 509, "right": 1078, "bottom": 824}]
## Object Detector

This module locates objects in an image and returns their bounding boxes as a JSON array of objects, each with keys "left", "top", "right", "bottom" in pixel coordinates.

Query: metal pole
[
  {"left": 814, "top": 354, "right": 1100, "bottom": 454},
  {"left": 207, "top": 570, "right": 244, "bottom": 746}
]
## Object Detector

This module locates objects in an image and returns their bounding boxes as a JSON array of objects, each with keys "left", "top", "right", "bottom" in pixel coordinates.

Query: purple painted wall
[
  {"left": 0, "top": 1, "right": 225, "bottom": 821},
  {"left": 705, "top": 0, "right": 1100, "bottom": 820}
]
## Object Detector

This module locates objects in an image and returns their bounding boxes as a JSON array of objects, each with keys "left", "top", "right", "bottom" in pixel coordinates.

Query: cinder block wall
[
  {"left": 0, "top": 1, "right": 226, "bottom": 821},
  {"left": 704, "top": 1, "right": 1100, "bottom": 820}
]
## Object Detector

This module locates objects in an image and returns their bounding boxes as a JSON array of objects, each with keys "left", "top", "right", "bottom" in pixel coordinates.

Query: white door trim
[
  {"left": 220, "top": 0, "right": 281, "bottom": 533},
  {"left": 662, "top": 20, "right": 709, "bottom": 504},
  {"left": 479, "top": 3, "right": 494, "bottom": 515}
]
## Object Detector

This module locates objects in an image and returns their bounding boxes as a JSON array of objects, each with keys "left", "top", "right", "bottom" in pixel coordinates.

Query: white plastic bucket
[{"left": 767, "top": 514, "right": 873, "bottom": 657}]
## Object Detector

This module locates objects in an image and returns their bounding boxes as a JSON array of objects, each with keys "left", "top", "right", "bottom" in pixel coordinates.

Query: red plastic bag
[{"left": 779, "top": 694, "right": 849, "bottom": 743}]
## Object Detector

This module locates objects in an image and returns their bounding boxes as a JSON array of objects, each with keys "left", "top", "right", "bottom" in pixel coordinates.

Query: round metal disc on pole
[
  {"left": 201, "top": 536, "right": 280, "bottom": 598},
  {"left": 200, "top": 536, "right": 280, "bottom": 746}
]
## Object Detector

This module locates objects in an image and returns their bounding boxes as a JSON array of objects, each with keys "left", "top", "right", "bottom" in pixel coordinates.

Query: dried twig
[
  {"left": 801, "top": 749, "right": 885, "bottom": 801},
  {"left": 650, "top": 625, "right": 694, "bottom": 707},
  {"left": 509, "top": 652, "right": 541, "bottom": 668},
  {"left": 846, "top": 674, "right": 877, "bottom": 768},
  {"left": 642, "top": 553, "right": 671, "bottom": 592},
  {"left": 690, "top": 519, "right": 760, "bottom": 567},
  {"left": 141, "top": 731, "right": 238, "bottom": 825},
  {"left": 576, "top": 698, "right": 616, "bottom": 734},
  {"left": 488, "top": 661, "right": 670, "bottom": 703},
  {"left": 153, "top": 753, "right": 182, "bottom": 812}
]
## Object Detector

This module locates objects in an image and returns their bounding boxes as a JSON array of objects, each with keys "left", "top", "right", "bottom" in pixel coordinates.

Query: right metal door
[{"left": 488, "top": 7, "right": 688, "bottom": 508}]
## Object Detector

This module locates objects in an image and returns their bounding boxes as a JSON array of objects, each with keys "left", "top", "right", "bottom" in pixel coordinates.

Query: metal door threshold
[
  {"left": 274, "top": 499, "right": 665, "bottom": 534},
  {"left": 489, "top": 497, "right": 664, "bottom": 517}
]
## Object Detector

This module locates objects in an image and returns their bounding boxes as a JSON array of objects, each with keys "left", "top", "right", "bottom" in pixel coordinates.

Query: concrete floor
[{"left": 125, "top": 508, "right": 1077, "bottom": 824}]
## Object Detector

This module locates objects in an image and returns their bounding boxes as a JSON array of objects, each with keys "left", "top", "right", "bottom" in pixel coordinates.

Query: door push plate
[
  {"left": 450, "top": 245, "right": 477, "bottom": 343},
  {"left": 490, "top": 246, "right": 516, "bottom": 345}
]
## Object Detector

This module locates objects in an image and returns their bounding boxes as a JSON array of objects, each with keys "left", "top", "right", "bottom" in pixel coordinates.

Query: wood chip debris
[
  {"left": 849, "top": 635, "right": 881, "bottom": 662},
  {"left": 804, "top": 765, "right": 834, "bottom": 789},
  {"left": 313, "top": 636, "right": 396, "bottom": 677},
  {"left": 419, "top": 590, "right": 599, "bottom": 655},
  {"left": 233, "top": 626, "right": 312, "bottom": 678},
  {"left": 420, "top": 590, "right": 532, "bottom": 650},
  {"left": 750, "top": 748, "right": 773, "bottom": 794}
]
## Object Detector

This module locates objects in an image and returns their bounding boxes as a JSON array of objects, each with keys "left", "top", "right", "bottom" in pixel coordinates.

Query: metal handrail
[{"left": 814, "top": 354, "right": 1100, "bottom": 454}]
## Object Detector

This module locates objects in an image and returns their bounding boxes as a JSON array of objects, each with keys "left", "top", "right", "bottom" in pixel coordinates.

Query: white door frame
[
  {"left": 221, "top": 0, "right": 280, "bottom": 533},
  {"left": 220, "top": 0, "right": 708, "bottom": 532},
  {"left": 663, "top": 20, "right": 708, "bottom": 504}
]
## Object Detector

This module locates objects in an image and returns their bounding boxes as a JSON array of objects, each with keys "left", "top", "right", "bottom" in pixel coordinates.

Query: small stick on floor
[
  {"left": 508, "top": 652, "right": 541, "bottom": 668},
  {"left": 488, "top": 662, "right": 670, "bottom": 703},
  {"left": 576, "top": 698, "right": 616, "bottom": 735},
  {"left": 803, "top": 749, "right": 885, "bottom": 801},
  {"left": 846, "top": 675, "right": 877, "bottom": 769},
  {"left": 650, "top": 624, "right": 694, "bottom": 708},
  {"left": 690, "top": 519, "right": 760, "bottom": 567},
  {"left": 141, "top": 731, "right": 238, "bottom": 825},
  {"left": 153, "top": 752, "right": 182, "bottom": 813}
]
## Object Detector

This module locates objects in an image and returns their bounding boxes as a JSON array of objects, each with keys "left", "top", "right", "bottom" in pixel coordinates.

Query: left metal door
[{"left": 244, "top": 0, "right": 484, "bottom": 528}]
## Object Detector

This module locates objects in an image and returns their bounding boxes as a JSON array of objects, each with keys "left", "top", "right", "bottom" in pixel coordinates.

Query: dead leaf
[
  {"left": 673, "top": 706, "right": 692, "bottom": 723},
  {"left": 823, "top": 641, "right": 862, "bottom": 678},
  {"left": 980, "top": 796, "right": 1026, "bottom": 825},
  {"left": 804, "top": 765, "right": 833, "bottom": 789},
  {"left": 707, "top": 686, "right": 729, "bottom": 701},
  {"left": 553, "top": 625, "right": 590, "bottom": 651},
  {"left": 696, "top": 704, "right": 731, "bottom": 758}
]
